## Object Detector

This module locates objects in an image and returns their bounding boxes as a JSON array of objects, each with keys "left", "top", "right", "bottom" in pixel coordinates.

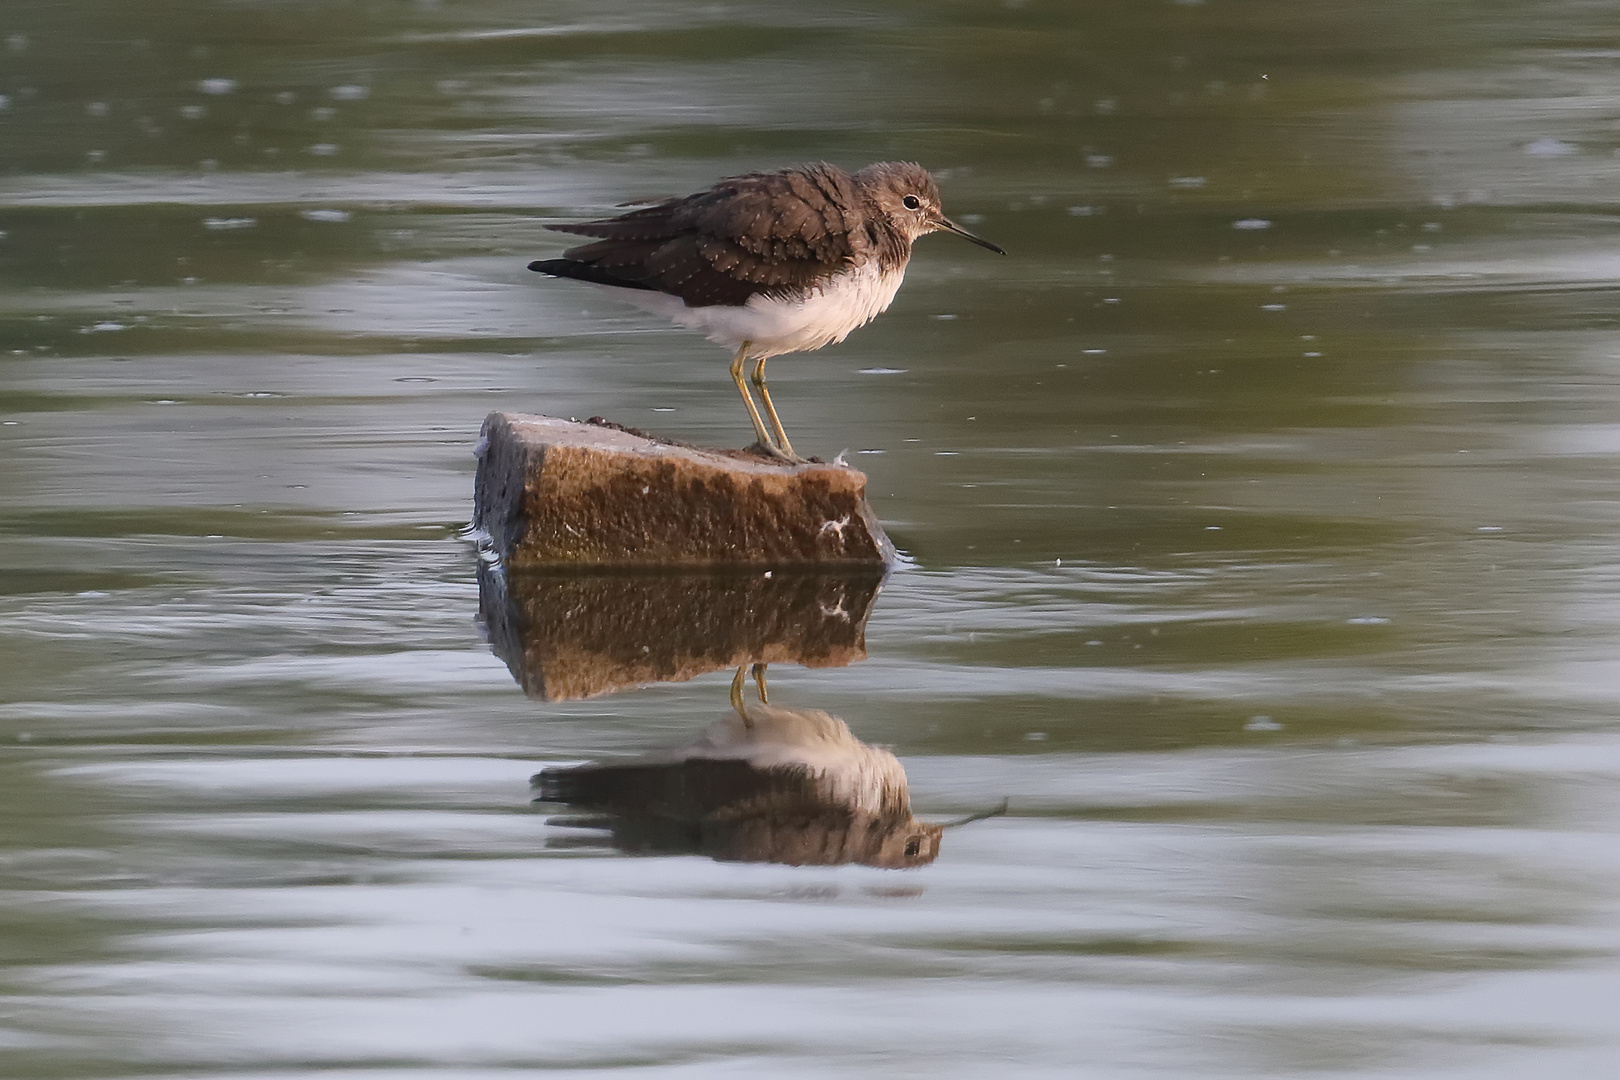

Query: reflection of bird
[
  {"left": 529, "top": 162, "right": 1004, "bottom": 462},
  {"left": 535, "top": 667, "right": 949, "bottom": 867}
]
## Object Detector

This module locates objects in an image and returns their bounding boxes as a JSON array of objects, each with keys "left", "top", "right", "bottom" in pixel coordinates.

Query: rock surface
[{"left": 473, "top": 412, "right": 895, "bottom": 569}]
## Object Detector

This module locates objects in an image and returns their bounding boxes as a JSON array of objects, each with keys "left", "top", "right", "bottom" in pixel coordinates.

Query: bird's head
[{"left": 857, "top": 161, "right": 1006, "bottom": 254}]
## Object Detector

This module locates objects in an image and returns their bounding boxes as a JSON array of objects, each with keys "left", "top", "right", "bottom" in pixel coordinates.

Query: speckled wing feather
[
  {"left": 533, "top": 758, "right": 935, "bottom": 867},
  {"left": 529, "top": 163, "right": 867, "bottom": 307}
]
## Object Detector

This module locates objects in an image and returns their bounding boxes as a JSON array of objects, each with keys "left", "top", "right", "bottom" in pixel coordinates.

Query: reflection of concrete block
[
  {"left": 473, "top": 412, "right": 894, "bottom": 569},
  {"left": 478, "top": 566, "right": 881, "bottom": 701}
]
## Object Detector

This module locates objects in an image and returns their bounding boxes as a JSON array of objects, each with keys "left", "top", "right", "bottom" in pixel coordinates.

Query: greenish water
[{"left": 4, "top": 1, "right": 1620, "bottom": 1075}]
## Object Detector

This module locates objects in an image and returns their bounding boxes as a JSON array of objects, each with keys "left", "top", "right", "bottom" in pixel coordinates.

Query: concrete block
[{"left": 473, "top": 412, "right": 894, "bottom": 569}]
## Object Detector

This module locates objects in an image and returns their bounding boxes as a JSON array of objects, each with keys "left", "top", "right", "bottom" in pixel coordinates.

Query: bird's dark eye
[{"left": 902, "top": 195, "right": 922, "bottom": 211}]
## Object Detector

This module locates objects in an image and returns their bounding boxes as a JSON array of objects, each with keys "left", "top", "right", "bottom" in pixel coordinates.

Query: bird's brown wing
[{"left": 531, "top": 164, "right": 866, "bottom": 307}]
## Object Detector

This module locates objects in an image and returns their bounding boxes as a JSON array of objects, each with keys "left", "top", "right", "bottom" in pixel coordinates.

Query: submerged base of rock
[{"left": 473, "top": 413, "right": 895, "bottom": 569}]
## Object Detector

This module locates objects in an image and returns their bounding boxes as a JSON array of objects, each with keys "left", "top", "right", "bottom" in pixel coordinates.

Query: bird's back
[{"left": 530, "top": 163, "right": 911, "bottom": 309}]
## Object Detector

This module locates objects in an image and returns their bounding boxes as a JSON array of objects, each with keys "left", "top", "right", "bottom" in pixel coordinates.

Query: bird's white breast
[
  {"left": 613, "top": 260, "right": 908, "bottom": 359},
  {"left": 643, "top": 704, "right": 911, "bottom": 816}
]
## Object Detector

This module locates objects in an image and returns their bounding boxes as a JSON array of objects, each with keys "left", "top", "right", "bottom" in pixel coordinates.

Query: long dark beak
[
  {"left": 936, "top": 216, "right": 1006, "bottom": 255},
  {"left": 940, "top": 798, "right": 1010, "bottom": 828}
]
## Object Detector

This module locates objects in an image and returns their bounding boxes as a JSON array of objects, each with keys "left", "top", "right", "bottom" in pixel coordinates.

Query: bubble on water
[
  {"left": 1169, "top": 176, "right": 1206, "bottom": 188},
  {"left": 858, "top": 367, "right": 907, "bottom": 375},
  {"left": 1085, "top": 153, "right": 1114, "bottom": 168},
  {"left": 198, "top": 78, "right": 237, "bottom": 95},
  {"left": 300, "top": 208, "right": 350, "bottom": 223},
  {"left": 1245, "top": 716, "right": 1283, "bottom": 732},
  {"left": 1347, "top": 616, "right": 1391, "bottom": 625},
  {"left": 305, "top": 143, "right": 340, "bottom": 157},
  {"left": 179, "top": 104, "right": 206, "bottom": 120},
  {"left": 203, "top": 217, "right": 257, "bottom": 230},
  {"left": 1260, "top": 303, "right": 1287, "bottom": 311},
  {"left": 1232, "top": 218, "right": 1271, "bottom": 230},
  {"left": 330, "top": 84, "right": 370, "bottom": 100},
  {"left": 84, "top": 322, "right": 127, "bottom": 333}
]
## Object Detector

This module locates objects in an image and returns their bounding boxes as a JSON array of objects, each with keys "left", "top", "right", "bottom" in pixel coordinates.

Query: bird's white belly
[{"left": 615, "top": 261, "right": 907, "bottom": 358}]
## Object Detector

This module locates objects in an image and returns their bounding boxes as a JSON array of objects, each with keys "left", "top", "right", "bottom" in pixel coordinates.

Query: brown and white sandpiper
[{"left": 529, "top": 161, "right": 1004, "bottom": 462}]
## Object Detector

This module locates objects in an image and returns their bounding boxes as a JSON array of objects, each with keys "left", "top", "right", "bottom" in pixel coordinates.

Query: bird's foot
[{"left": 745, "top": 440, "right": 811, "bottom": 466}]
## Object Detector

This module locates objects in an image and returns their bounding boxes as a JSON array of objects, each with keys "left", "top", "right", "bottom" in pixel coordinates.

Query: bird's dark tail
[{"left": 528, "top": 258, "right": 656, "bottom": 291}]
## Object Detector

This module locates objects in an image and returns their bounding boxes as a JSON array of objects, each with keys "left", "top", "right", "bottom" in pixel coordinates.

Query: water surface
[{"left": 4, "top": 1, "right": 1620, "bottom": 1076}]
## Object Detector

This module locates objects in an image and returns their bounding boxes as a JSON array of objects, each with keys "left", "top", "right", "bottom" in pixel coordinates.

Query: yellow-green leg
[
  {"left": 750, "top": 662, "right": 770, "bottom": 704},
  {"left": 729, "top": 344, "right": 777, "bottom": 453},
  {"left": 749, "top": 355, "right": 800, "bottom": 461},
  {"left": 730, "top": 664, "right": 752, "bottom": 728}
]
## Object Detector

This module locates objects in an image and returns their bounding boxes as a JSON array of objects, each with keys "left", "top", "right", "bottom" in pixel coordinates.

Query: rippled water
[{"left": 4, "top": 1, "right": 1620, "bottom": 1076}]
